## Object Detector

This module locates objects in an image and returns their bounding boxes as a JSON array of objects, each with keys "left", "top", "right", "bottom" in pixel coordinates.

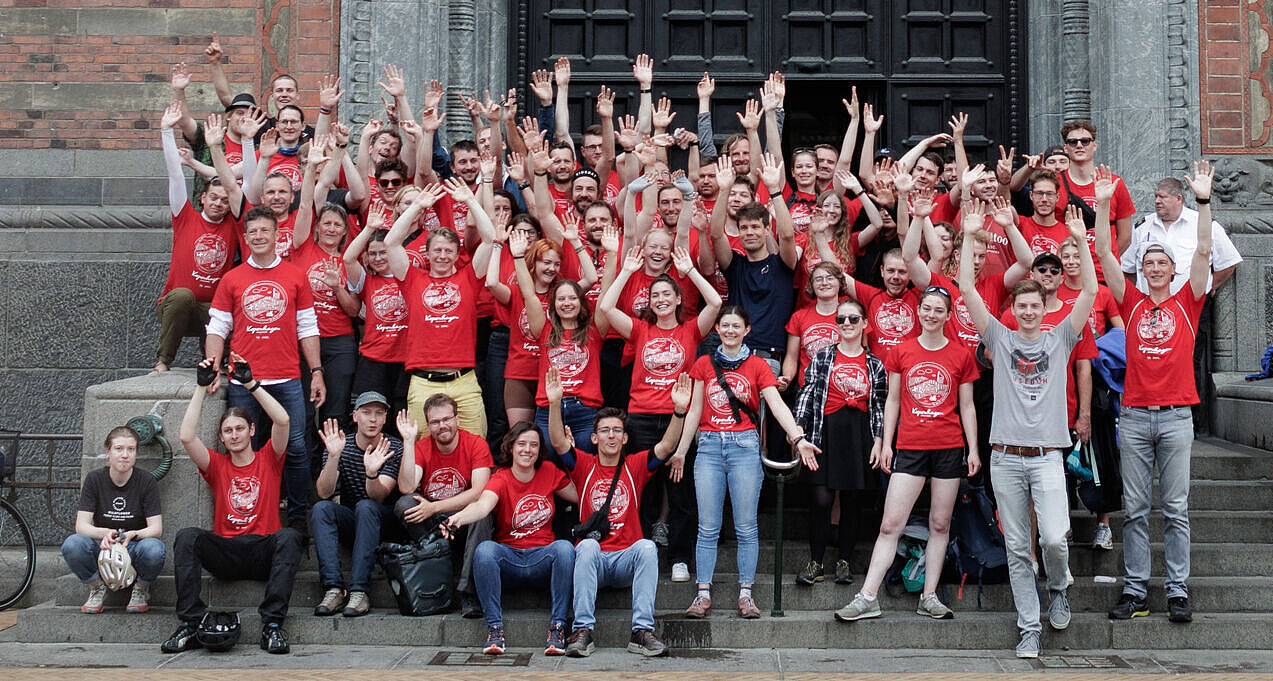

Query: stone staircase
[{"left": 14, "top": 437, "right": 1273, "bottom": 652}]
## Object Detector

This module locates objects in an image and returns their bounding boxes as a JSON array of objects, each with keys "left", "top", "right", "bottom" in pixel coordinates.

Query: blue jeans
[
  {"left": 535, "top": 398, "right": 597, "bottom": 454},
  {"left": 310, "top": 498, "right": 394, "bottom": 592},
  {"left": 483, "top": 326, "right": 511, "bottom": 449},
  {"left": 228, "top": 378, "right": 309, "bottom": 522},
  {"left": 472, "top": 539, "right": 573, "bottom": 628},
  {"left": 990, "top": 448, "right": 1070, "bottom": 634},
  {"left": 694, "top": 429, "right": 763, "bottom": 585},
  {"left": 61, "top": 534, "right": 166, "bottom": 586},
  {"left": 573, "top": 538, "right": 658, "bottom": 631},
  {"left": 1119, "top": 406, "right": 1193, "bottom": 599}
]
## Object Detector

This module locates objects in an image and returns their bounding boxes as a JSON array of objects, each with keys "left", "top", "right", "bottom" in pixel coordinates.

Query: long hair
[
  {"left": 816, "top": 189, "right": 856, "bottom": 276},
  {"left": 547, "top": 279, "right": 592, "bottom": 347}
]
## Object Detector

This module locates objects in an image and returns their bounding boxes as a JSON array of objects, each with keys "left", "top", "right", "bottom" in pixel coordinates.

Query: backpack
[
  {"left": 883, "top": 516, "right": 930, "bottom": 596},
  {"left": 945, "top": 482, "right": 1008, "bottom": 609}
]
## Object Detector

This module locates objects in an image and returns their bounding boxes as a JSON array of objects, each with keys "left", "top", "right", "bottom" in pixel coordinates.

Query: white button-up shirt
[{"left": 1120, "top": 206, "right": 1242, "bottom": 294}]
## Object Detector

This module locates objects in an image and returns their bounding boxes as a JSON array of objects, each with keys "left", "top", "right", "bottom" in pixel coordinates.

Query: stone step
[
  {"left": 1190, "top": 438, "right": 1273, "bottom": 480},
  {"left": 16, "top": 602, "right": 1273, "bottom": 650}
]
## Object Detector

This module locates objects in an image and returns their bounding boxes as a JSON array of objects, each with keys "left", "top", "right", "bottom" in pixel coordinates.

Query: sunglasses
[
  {"left": 1034, "top": 265, "right": 1062, "bottom": 275},
  {"left": 836, "top": 314, "right": 863, "bottom": 325},
  {"left": 1064, "top": 137, "right": 1095, "bottom": 147},
  {"left": 377, "top": 177, "right": 405, "bottom": 189},
  {"left": 924, "top": 284, "right": 951, "bottom": 297}
]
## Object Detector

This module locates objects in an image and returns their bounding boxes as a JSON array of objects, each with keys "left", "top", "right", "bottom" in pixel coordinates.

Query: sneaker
[
  {"left": 81, "top": 583, "right": 107, "bottom": 614},
  {"left": 833, "top": 559, "right": 854, "bottom": 584},
  {"left": 259, "top": 623, "right": 290, "bottom": 654},
  {"left": 1108, "top": 593, "right": 1149, "bottom": 620},
  {"left": 343, "top": 591, "right": 370, "bottom": 617},
  {"left": 684, "top": 594, "right": 712, "bottom": 619},
  {"left": 1091, "top": 522, "right": 1114, "bottom": 550},
  {"left": 916, "top": 592, "right": 954, "bottom": 619},
  {"left": 737, "top": 594, "right": 761, "bottom": 619},
  {"left": 160, "top": 622, "right": 202, "bottom": 653},
  {"left": 1167, "top": 596, "right": 1193, "bottom": 623},
  {"left": 796, "top": 560, "right": 824, "bottom": 585},
  {"left": 483, "top": 625, "right": 506, "bottom": 655},
  {"left": 834, "top": 592, "right": 881, "bottom": 622},
  {"left": 126, "top": 583, "right": 150, "bottom": 613},
  {"left": 545, "top": 622, "right": 567, "bottom": 655},
  {"left": 1015, "top": 630, "right": 1040, "bottom": 658},
  {"left": 565, "top": 627, "right": 595, "bottom": 658},
  {"left": 651, "top": 521, "right": 669, "bottom": 547},
  {"left": 1048, "top": 590, "right": 1072, "bottom": 630},
  {"left": 628, "top": 628, "right": 668, "bottom": 656},
  {"left": 314, "top": 587, "right": 347, "bottom": 616},
  {"left": 671, "top": 562, "right": 691, "bottom": 583},
  {"left": 460, "top": 592, "right": 484, "bottom": 619}
]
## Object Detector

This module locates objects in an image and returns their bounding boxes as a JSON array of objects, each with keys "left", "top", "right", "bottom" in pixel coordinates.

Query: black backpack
[
  {"left": 376, "top": 531, "right": 454, "bottom": 616},
  {"left": 945, "top": 482, "right": 1009, "bottom": 608}
]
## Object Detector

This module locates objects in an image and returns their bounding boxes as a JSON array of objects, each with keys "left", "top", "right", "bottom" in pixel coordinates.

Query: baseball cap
[
  {"left": 1042, "top": 145, "right": 1067, "bottom": 161},
  {"left": 225, "top": 93, "right": 256, "bottom": 112},
  {"left": 1141, "top": 242, "right": 1176, "bottom": 264},
  {"left": 353, "top": 391, "right": 390, "bottom": 410},
  {"left": 1031, "top": 252, "right": 1063, "bottom": 270}
]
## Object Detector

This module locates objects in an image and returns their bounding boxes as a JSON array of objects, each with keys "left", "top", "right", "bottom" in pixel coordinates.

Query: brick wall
[{"left": 1199, "top": 0, "right": 1273, "bottom": 153}]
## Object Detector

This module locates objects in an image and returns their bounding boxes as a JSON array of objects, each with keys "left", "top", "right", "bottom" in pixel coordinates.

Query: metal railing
[{"left": 1, "top": 430, "right": 83, "bottom": 534}]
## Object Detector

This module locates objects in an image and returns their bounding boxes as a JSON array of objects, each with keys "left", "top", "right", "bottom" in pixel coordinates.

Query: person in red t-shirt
[
  {"left": 1094, "top": 162, "right": 1214, "bottom": 624},
  {"left": 1054, "top": 121, "right": 1135, "bottom": 257},
  {"left": 164, "top": 355, "right": 302, "bottom": 655},
  {"left": 1018, "top": 170, "right": 1070, "bottom": 257},
  {"left": 544, "top": 369, "right": 690, "bottom": 657},
  {"left": 441, "top": 422, "right": 580, "bottom": 656},
  {"left": 675, "top": 306, "right": 820, "bottom": 620},
  {"left": 343, "top": 213, "right": 409, "bottom": 408},
  {"left": 781, "top": 261, "right": 847, "bottom": 390},
  {"left": 834, "top": 286, "right": 979, "bottom": 623},
  {"left": 1057, "top": 236, "right": 1124, "bottom": 339}
]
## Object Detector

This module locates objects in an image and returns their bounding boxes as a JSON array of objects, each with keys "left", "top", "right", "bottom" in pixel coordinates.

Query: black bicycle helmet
[{"left": 195, "top": 611, "right": 241, "bottom": 652}]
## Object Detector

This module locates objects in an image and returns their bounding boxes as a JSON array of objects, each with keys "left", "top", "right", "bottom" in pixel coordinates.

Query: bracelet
[
  {"left": 311, "top": 366, "right": 324, "bottom": 374},
  {"left": 574, "top": 244, "right": 587, "bottom": 253},
  {"left": 366, "top": 470, "right": 380, "bottom": 480},
  {"left": 482, "top": 179, "right": 494, "bottom": 184},
  {"left": 673, "top": 410, "right": 687, "bottom": 419},
  {"left": 640, "top": 88, "right": 652, "bottom": 94},
  {"left": 246, "top": 381, "right": 261, "bottom": 393},
  {"left": 1196, "top": 197, "right": 1210, "bottom": 205},
  {"left": 688, "top": 141, "right": 699, "bottom": 147},
  {"left": 336, "top": 144, "right": 347, "bottom": 149},
  {"left": 518, "top": 181, "right": 531, "bottom": 190},
  {"left": 534, "top": 170, "right": 549, "bottom": 176},
  {"left": 319, "top": 106, "right": 333, "bottom": 115},
  {"left": 493, "top": 242, "right": 504, "bottom": 250},
  {"left": 786, "top": 431, "right": 806, "bottom": 445}
]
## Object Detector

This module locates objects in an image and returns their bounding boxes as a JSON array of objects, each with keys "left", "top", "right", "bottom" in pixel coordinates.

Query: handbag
[
  {"left": 571, "top": 453, "right": 626, "bottom": 542},
  {"left": 375, "top": 530, "right": 454, "bottom": 616}
]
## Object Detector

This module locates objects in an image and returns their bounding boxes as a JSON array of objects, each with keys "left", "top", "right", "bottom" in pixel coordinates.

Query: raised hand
[
  {"left": 595, "top": 85, "right": 615, "bottom": 118},
  {"left": 479, "top": 152, "right": 497, "bottom": 180},
  {"left": 396, "top": 411, "right": 419, "bottom": 444},
  {"left": 948, "top": 111, "right": 969, "bottom": 139},
  {"left": 529, "top": 69, "right": 553, "bottom": 105},
  {"left": 481, "top": 90, "right": 502, "bottom": 124},
  {"left": 671, "top": 246, "right": 695, "bottom": 276},
  {"left": 622, "top": 245, "right": 644, "bottom": 274},
  {"left": 767, "top": 71, "right": 786, "bottom": 106},
  {"left": 508, "top": 229, "right": 531, "bottom": 258},
  {"left": 361, "top": 118, "right": 384, "bottom": 140},
  {"left": 996, "top": 145, "right": 1016, "bottom": 184},
  {"left": 257, "top": 128, "right": 279, "bottom": 158},
  {"left": 506, "top": 150, "right": 527, "bottom": 184},
  {"left": 1065, "top": 204, "right": 1086, "bottom": 240},
  {"left": 759, "top": 152, "right": 784, "bottom": 192},
  {"left": 160, "top": 101, "right": 183, "bottom": 130},
  {"left": 843, "top": 85, "right": 860, "bottom": 120},
  {"left": 673, "top": 128, "right": 698, "bottom": 149},
  {"left": 170, "top": 62, "right": 191, "bottom": 91},
  {"left": 616, "top": 114, "right": 640, "bottom": 151},
  {"left": 413, "top": 182, "right": 447, "bottom": 209},
  {"left": 1093, "top": 164, "right": 1118, "bottom": 203},
  {"left": 529, "top": 139, "right": 551, "bottom": 174},
  {"left": 560, "top": 211, "right": 583, "bottom": 245},
  {"left": 632, "top": 53, "right": 653, "bottom": 88},
  {"left": 363, "top": 437, "right": 392, "bottom": 479},
  {"left": 196, "top": 357, "right": 218, "bottom": 387},
  {"left": 321, "top": 259, "right": 342, "bottom": 290},
  {"left": 962, "top": 199, "right": 989, "bottom": 234},
  {"left": 911, "top": 187, "right": 937, "bottom": 218},
  {"left": 760, "top": 78, "right": 782, "bottom": 112},
  {"left": 424, "top": 79, "right": 445, "bottom": 110},
  {"left": 892, "top": 169, "right": 915, "bottom": 196},
  {"left": 204, "top": 32, "right": 223, "bottom": 64},
  {"left": 737, "top": 99, "right": 762, "bottom": 131},
  {"left": 670, "top": 372, "right": 692, "bottom": 413},
  {"left": 991, "top": 196, "right": 1015, "bottom": 228},
  {"left": 238, "top": 105, "right": 269, "bottom": 140},
  {"left": 961, "top": 163, "right": 990, "bottom": 193},
  {"left": 203, "top": 112, "right": 225, "bottom": 146},
  {"left": 1024, "top": 153, "right": 1042, "bottom": 169},
  {"left": 633, "top": 139, "right": 657, "bottom": 168},
  {"left": 399, "top": 119, "right": 422, "bottom": 142},
  {"left": 836, "top": 167, "right": 864, "bottom": 194},
  {"left": 716, "top": 156, "right": 736, "bottom": 190},
  {"left": 320, "top": 418, "right": 345, "bottom": 459},
  {"left": 1184, "top": 160, "right": 1213, "bottom": 201},
  {"left": 601, "top": 224, "right": 622, "bottom": 253},
  {"left": 319, "top": 74, "right": 344, "bottom": 110},
  {"left": 501, "top": 88, "right": 518, "bottom": 122},
  {"left": 862, "top": 103, "right": 883, "bottom": 133},
  {"left": 652, "top": 97, "right": 677, "bottom": 130},
  {"left": 377, "top": 64, "right": 406, "bottom": 99},
  {"left": 554, "top": 56, "right": 571, "bottom": 87},
  {"left": 228, "top": 352, "right": 254, "bottom": 386},
  {"left": 544, "top": 366, "right": 565, "bottom": 404},
  {"left": 869, "top": 175, "right": 896, "bottom": 208},
  {"left": 810, "top": 207, "right": 829, "bottom": 236},
  {"left": 420, "top": 106, "right": 446, "bottom": 135},
  {"left": 697, "top": 72, "right": 715, "bottom": 100}
]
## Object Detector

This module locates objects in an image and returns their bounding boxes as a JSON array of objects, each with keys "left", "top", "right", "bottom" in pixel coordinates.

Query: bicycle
[{"left": 0, "top": 431, "right": 37, "bottom": 611}]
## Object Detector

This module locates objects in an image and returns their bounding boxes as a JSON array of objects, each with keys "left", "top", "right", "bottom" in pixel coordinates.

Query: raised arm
[
  {"left": 957, "top": 199, "right": 992, "bottom": 334},
  {"left": 834, "top": 87, "right": 861, "bottom": 177},
  {"left": 1184, "top": 160, "right": 1216, "bottom": 299},
  {"left": 159, "top": 102, "right": 190, "bottom": 216},
  {"left": 760, "top": 154, "right": 800, "bottom": 269},
  {"left": 508, "top": 231, "right": 547, "bottom": 337},
  {"left": 696, "top": 71, "right": 719, "bottom": 158},
  {"left": 204, "top": 33, "right": 233, "bottom": 108},
  {"left": 652, "top": 374, "right": 693, "bottom": 460},
  {"left": 552, "top": 58, "right": 574, "bottom": 151},
  {"left": 342, "top": 206, "right": 383, "bottom": 286},
  {"left": 633, "top": 54, "right": 654, "bottom": 134},
  {"left": 992, "top": 195, "right": 1034, "bottom": 285},
  {"left": 709, "top": 156, "right": 737, "bottom": 270},
  {"left": 205, "top": 113, "right": 249, "bottom": 217},
  {"left": 1063, "top": 203, "right": 1099, "bottom": 335},
  {"left": 544, "top": 368, "right": 574, "bottom": 458},
  {"left": 595, "top": 86, "right": 617, "bottom": 188},
  {"left": 384, "top": 183, "right": 445, "bottom": 279},
  {"left": 231, "top": 354, "right": 290, "bottom": 459},
  {"left": 1091, "top": 165, "right": 1125, "bottom": 303},
  {"left": 179, "top": 360, "right": 219, "bottom": 472},
  {"left": 857, "top": 103, "right": 883, "bottom": 184}
]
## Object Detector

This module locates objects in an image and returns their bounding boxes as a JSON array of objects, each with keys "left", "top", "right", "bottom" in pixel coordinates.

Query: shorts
[{"left": 892, "top": 447, "right": 966, "bottom": 480}]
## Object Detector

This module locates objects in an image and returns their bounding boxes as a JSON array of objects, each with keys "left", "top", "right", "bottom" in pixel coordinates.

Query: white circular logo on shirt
[
  {"left": 630, "top": 287, "right": 650, "bottom": 316},
  {"left": 407, "top": 250, "right": 428, "bottom": 271},
  {"left": 1137, "top": 306, "right": 1177, "bottom": 347},
  {"left": 802, "top": 323, "right": 838, "bottom": 357},
  {"left": 275, "top": 228, "right": 294, "bottom": 259},
  {"left": 875, "top": 298, "right": 916, "bottom": 337},
  {"left": 306, "top": 261, "right": 335, "bottom": 301},
  {"left": 641, "top": 337, "right": 686, "bottom": 377},
  {"left": 510, "top": 493, "right": 553, "bottom": 538},
  {"left": 241, "top": 281, "right": 288, "bottom": 323},
  {"left": 905, "top": 362, "right": 953, "bottom": 407},
  {"left": 111, "top": 496, "right": 126, "bottom": 512},
  {"left": 426, "top": 467, "right": 467, "bottom": 500},
  {"left": 371, "top": 284, "right": 407, "bottom": 322},
  {"left": 193, "top": 233, "right": 229, "bottom": 275},
  {"left": 953, "top": 296, "right": 977, "bottom": 332},
  {"left": 518, "top": 308, "right": 534, "bottom": 341},
  {"left": 831, "top": 362, "right": 869, "bottom": 400},
  {"left": 549, "top": 341, "right": 590, "bottom": 378},
  {"left": 228, "top": 475, "right": 262, "bottom": 515},
  {"left": 1030, "top": 234, "right": 1060, "bottom": 256},
  {"left": 422, "top": 280, "right": 461, "bottom": 314},
  {"left": 588, "top": 478, "right": 630, "bottom": 523},
  {"left": 705, "top": 372, "right": 752, "bottom": 410}
]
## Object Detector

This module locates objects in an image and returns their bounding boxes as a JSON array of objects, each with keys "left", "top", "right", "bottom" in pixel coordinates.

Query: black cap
[
  {"left": 1031, "top": 252, "right": 1063, "bottom": 270},
  {"left": 572, "top": 167, "right": 600, "bottom": 185},
  {"left": 225, "top": 93, "right": 256, "bottom": 112},
  {"left": 1042, "top": 145, "right": 1067, "bottom": 160}
]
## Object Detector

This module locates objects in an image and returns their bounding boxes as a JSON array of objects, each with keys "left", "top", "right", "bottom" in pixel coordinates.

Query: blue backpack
[{"left": 945, "top": 483, "right": 1008, "bottom": 608}]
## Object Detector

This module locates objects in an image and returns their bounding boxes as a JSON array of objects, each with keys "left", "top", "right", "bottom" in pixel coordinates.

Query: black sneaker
[
  {"left": 483, "top": 625, "right": 506, "bottom": 655},
  {"left": 545, "top": 621, "right": 567, "bottom": 655},
  {"left": 833, "top": 559, "right": 854, "bottom": 584},
  {"left": 795, "top": 560, "right": 824, "bottom": 585},
  {"left": 461, "top": 592, "right": 484, "bottom": 619},
  {"left": 260, "top": 623, "right": 290, "bottom": 654},
  {"left": 627, "top": 628, "right": 668, "bottom": 657},
  {"left": 1107, "top": 593, "right": 1149, "bottom": 620},
  {"left": 1167, "top": 596, "right": 1193, "bottom": 623},
  {"left": 565, "top": 627, "right": 595, "bottom": 657},
  {"left": 160, "top": 622, "right": 202, "bottom": 654}
]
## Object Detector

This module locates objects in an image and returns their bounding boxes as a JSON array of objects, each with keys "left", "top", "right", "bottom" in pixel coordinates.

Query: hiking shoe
[
  {"left": 833, "top": 559, "right": 854, "bottom": 584},
  {"left": 343, "top": 590, "right": 370, "bottom": 617},
  {"left": 684, "top": 594, "right": 712, "bottom": 619},
  {"left": 737, "top": 594, "right": 761, "bottom": 619},
  {"left": 796, "top": 560, "right": 824, "bottom": 585},
  {"left": 545, "top": 621, "right": 567, "bottom": 655},
  {"left": 314, "top": 587, "right": 347, "bottom": 616},
  {"left": 460, "top": 592, "right": 483, "bottom": 619},
  {"left": 1167, "top": 596, "right": 1193, "bottom": 623},
  {"left": 483, "top": 625, "right": 506, "bottom": 655},
  {"left": 628, "top": 628, "right": 668, "bottom": 656},
  {"left": 1048, "top": 590, "right": 1072, "bottom": 630},
  {"left": 1108, "top": 593, "right": 1149, "bottom": 620},
  {"left": 81, "top": 583, "right": 107, "bottom": 614},
  {"left": 652, "top": 521, "right": 669, "bottom": 547},
  {"left": 1091, "top": 522, "right": 1114, "bottom": 550},
  {"left": 259, "top": 623, "right": 290, "bottom": 654},
  {"left": 671, "top": 562, "right": 691, "bottom": 582},
  {"left": 160, "top": 622, "right": 202, "bottom": 653},
  {"left": 1015, "top": 630, "right": 1040, "bottom": 658},
  {"left": 916, "top": 592, "right": 954, "bottom": 619},
  {"left": 565, "top": 627, "right": 595, "bottom": 658},
  {"left": 126, "top": 583, "right": 150, "bottom": 613},
  {"left": 834, "top": 592, "right": 881, "bottom": 621}
]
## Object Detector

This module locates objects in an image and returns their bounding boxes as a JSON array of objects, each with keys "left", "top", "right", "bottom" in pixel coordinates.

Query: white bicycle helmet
[{"left": 97, "top": 542, "right": 137, "bottom": 591}]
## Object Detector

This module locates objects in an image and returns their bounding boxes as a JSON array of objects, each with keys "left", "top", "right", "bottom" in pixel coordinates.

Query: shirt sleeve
[
  {"left": 1209, "top": 221, "right": 1243, "bottom": 271},
  {"left": 296, "top": 307, "right": 320, "bottom": 339},
  {"left": 206, "top": 307, "right": 233, "bottom": 338}
]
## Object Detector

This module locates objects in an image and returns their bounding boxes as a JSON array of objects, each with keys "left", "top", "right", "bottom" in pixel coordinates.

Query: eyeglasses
[
  {"left": 426, "top": 415, "right": 457, "bottom": 428},
  {"left": 836, "top": 314, "right": 863, "bottom": 325},
  {"left": 1031, "top": 190, "right": 1058, "bottom": 199},
  {"left": 1034, "top": 265, "right": 1062, "bottom": 275},
  {"left": 378, "top": 178, "right": 405, "bottom": 189},
  {"left": 1064, "top": 137, "right": 1095, "bottom": 147},
  {"left": 811, "top": 275, "right": 839, "bottom": 284},
  {"left": 924, "top": 284, "right": 950, "bottom": 296},
  {"left": 595, "top": 427, "right": 625, "bottom": 436},
  {"left": 581, "top": 143, "right": 603, "bottom": 151}
]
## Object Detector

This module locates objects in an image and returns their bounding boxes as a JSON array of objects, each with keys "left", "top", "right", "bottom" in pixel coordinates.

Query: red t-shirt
[
  {"left": 688, "top": 354, "right": 777, "bottom": 432},
  {"left": 785, "top": 306, "right": 839, "bottom": 386},
  {"left": 793, "top": 227, "right": 862, "bottom": 307},
  {"left": 504, "top": 285, "right": 550, "bottom": 380},
  {"left": 782, "top": 185, "right": 819, "bottom": 236},
  {"left": 412, "top": 429, "right": 494, "bottom": 501},
  {"left": 627, "top": 319, "right": 702, "bottom": 414},
  {"left": 535, "top": 325, "right": 605, "bottom": 407},
  {"left": 1019, "top": 215, "right": 1069, "bottom": 256},
  {"left": 928, "top": 272, "right": 1006, "bottom": 353},
  {"left": 240, "top": 205, "right": 297, "bottom": 260},
  {"left": 999, "top": 305, "right": 1098, "bottom": 427},
  {"left": 1120, "top": 286, "right": 1204, "bottom": 407},
  {"left": 976, "top": 215, "right": 1015, "bottom": 282},
  {"left": 548, "top": 184, "right": 575, "bottom": 223},
  {"left": 211, "top": 259, "right": 313, "bottom": 380},
  {"left": 569, "top": 449, "right": 654, "bottom": 552},
  {"left": 291, "top": 240, "right": 354, "bottom": 337},
  {"left": 825, "top": 348, "right": 871, "bottom": 415},
  {"left": 161, "top": 203, "right": 241, "bottom": 304},
  {"left": 1055, "top": 169, "right": 1132, "bottom": 282},
  {"left": 358, "top": 272, "right": 410, "bottom": 362},
  {"left": 267, "top": 154, "right": 302, "bottom": 194},
  {"left": 400, "top": 266, "right": 482, "bottom": 370},
  {"left": 926, "top": 192, "right": 958, "bottom": 226},
  {"left": 1057, "top": 282, "right": 1120, "bottom": 337},
  {"left": 618, "top": 269, "right": 700, "bottom": 363},
  {"left": 485, "top": 464, "right": 569, "bottom": 549},
  {"left": 854, "top": 281, "right": 921, "bottom": 359},
  {"left": 885, "top": 337, "right": 979, "bottom": 450},
  {"left": 201, "top": 446, "right": 284, "bottom": 537},
  {"left": 223, "top": 136, "right": 246, "bottom": 169}
]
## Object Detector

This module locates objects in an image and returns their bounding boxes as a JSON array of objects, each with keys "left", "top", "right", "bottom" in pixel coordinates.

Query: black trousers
[
  {"left": 628, "top": 411, "right": 697, "bottom": 565},
  {"left": 173, "top": 527, "right": 303, "bottom": 626}
]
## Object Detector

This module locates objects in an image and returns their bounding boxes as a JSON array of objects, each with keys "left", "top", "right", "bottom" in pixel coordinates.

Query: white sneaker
[
  {"left": 670, "top": 562, "right": 691, "bottom": 582},
  {"left": 81, "top": 583, "right": 107, "bottom": 614},
  {"left": 126, "top": 583, "right": 150, "bottom": 613},
  {"left": 1091, "top": 522, "right": 1114, "bottom": 550}
]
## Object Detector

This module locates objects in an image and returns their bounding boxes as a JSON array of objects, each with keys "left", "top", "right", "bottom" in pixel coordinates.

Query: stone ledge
[
  {"left": 1215, "top": 372, "right": 1273, "bottom": 452},
  {"left": 0, "top": 206, "right": 168, "bottom": 230}
]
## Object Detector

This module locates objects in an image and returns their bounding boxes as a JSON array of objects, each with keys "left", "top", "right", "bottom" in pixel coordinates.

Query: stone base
[{"left": 1214, "top": 372, "right": 1273, "bottom": 451}]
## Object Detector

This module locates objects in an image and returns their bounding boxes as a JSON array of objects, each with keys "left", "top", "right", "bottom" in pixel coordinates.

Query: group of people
[{"left": 62, "top": 36, "right": 1243, "bottom": 659}]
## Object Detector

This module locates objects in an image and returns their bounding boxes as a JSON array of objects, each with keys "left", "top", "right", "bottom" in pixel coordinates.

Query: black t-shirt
[
  {"left": 76, "top": 467, "right": 161, "bottom": 533},
  {"left": 724, "top": 252, "right": 796, "bottom": 352}
]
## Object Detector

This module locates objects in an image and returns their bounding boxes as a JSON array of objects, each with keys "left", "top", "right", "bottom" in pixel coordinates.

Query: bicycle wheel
[{"left": 0, "top": 497, "right": 35, "bottom": 610}]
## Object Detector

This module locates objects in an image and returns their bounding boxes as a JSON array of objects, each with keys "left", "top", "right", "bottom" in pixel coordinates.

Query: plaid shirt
[{"left": 794, "top": 345, "right": 887, "bottom": 449}]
